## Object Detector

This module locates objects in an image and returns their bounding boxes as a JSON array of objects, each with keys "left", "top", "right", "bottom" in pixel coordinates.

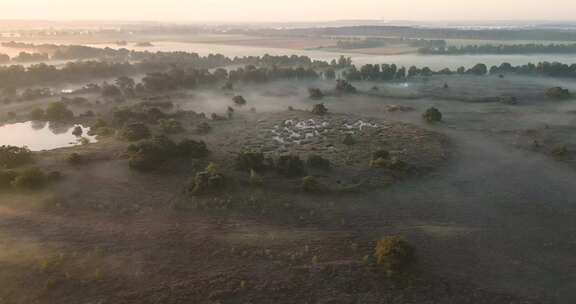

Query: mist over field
[{"left": 1, "top": 2, "right": 576, "bottom": 304}]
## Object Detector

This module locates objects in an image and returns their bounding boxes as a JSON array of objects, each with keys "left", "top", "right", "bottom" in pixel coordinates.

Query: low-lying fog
[{"left": 171, "top": 75, "right": 576, "bottom": 301}]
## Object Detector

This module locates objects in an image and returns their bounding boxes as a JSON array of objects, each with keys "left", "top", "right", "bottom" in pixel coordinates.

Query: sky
[{"left": 1, "top": 0, "right": 576, "bottom": 22}]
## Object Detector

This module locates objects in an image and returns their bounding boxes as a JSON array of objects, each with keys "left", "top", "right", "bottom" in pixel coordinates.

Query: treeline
[
  {"left": 335, "top": 37, "right": 446, "bottom": 50},
  {"left": 250, "top": 25, "right": 576, "bottom": 42},
  {"left": 138, "top": 65, "right": 319, "bottom": 92},
  {"left": 419, "top": 43, "right": 576, "bottom": 55},
  {"left": 344, "top": 61, "right": 576, "bottom": 80},
  {"left": 0, "top": 42, "right": 333, "bottom": 69}
]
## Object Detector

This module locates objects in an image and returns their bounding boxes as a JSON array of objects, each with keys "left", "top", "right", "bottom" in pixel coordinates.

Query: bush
[
  {"left": 233, "top": 95, "right": 247, "bottom": 106},
  {"left": 302, "top": 176, "right": 324, "bottom": 193},
  {"left": 372, "top": 150, "right": 390, "bottom": 160},
  {"left": 190, "top": 163, "right": 226, "bottom": 195},
  {"left": 342, "top": 134, "right": 356, "bottom": 146},
  {"left": 308, "top": 88, "right": 324, "bottom": 100},
  {"left": 374, "top": 236, "right": 416, "bottom": 275},
  {"left": 66, "top": 153, "right": 83, "bottom": 166},
  {"left": 120, "top": 123, "right": 151, "bottom": 141},
  {"left": 0, "top": 170, "right": 17, "bottom": 189},
  {"left": 371, "top": 157, "right": 408, "bottom": 171},
  {"left": 311, "top": 103, "right": 328, "bottom": 116},
  {"left": 276, "top": 155, "right": 305, "bottom": 177},
  {"left": 177, "top": 139, "right": 209, "bottom": 158},
  {"left": 195, "top": 122, "right": 211, "bottom": 134},
  {"left": 0, "top": 145, "right": 33, "bottom": 169},
  {"left": 128, "top": 136, "right": 208, "bottom": 171},
  {"left": 306, "top": 154, "right": 330, "bottom": 170},
  {"left": 11, "top": 168, "right": 49, "bottom": 190},
  {"left": 159, "top": 118, "right": 184, "bottom": 134},
  {"left": 335, "top": 80, "right": 357, "bottom": 94},
  {"left": 45, "top": 102, "right": 74, "bottom": 122},
  {"left": 236, "top": 151, "right": 266, "bottom": 171},
  {"left": 249, "top": 169, "right": 263, "bottom": 187},
  {"left": 29, "top": 108, "right": 45, "bottom": 120},
  {"left": 422, "top": 107, "right": 442, "bottom": 123},
  {"left": 546, "top": 87, "right": 571, "bottom": 100},
  {"left": 72, "top": 126, "right": 83, "bottom": 137}
]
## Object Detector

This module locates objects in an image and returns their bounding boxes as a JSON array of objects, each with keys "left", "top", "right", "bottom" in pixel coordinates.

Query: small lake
[{"left": 0, "top": 121, "right": 97, "bottom": 151}]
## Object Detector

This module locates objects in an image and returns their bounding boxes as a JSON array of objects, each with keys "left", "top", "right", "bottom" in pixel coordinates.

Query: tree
[{"left": 44, "top": 102, "right": 74, "bottom": 122}]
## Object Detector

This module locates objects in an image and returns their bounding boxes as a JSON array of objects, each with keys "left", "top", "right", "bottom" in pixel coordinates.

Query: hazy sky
[{"left": 2, "top": 0, "right": 576, "bottom": 22}]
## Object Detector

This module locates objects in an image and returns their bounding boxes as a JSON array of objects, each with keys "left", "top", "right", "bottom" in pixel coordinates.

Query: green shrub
[
  {"left": 120, "top": 123, "right": 151, "bottom": 141},
  {"left": 29, "top": 108, "right": 45, "bottom": 120},
  {"left": 422, "top": 107, "right": 442, "bottom": 123},
  {"left": 306, "top": 154, "right": 330, "bottom": 170},
  {"left": 127, "top": 136, "right": 208, "bottom": 171},
  {"left": 302, "top": 176, "right": 324, "bottom": 193},
  {"left": 374, "top": 236, "right": 416, "bottom": 275},
  {"left": 159, "top": 118, "right": 184, "bottom": 134},
  {"left": 546, "top": 87, "right": 571, "bottom": 100},
  {"left": 66, "top": 153, "right": 83, "bottom": 166},
  {"left": 308, "top": 88, "right": 324, "bottom": 100},
  {"left": 236, "top": 151, "right": 266, "bottom": 172},
  {"left": 45, "top": 102, "right": 74, "bottom": 122},
  {"left": 249, "top": 169, "right": 263, "bottom": 187},
  {"left": 371, "top": 157, "right": 408, "bottom": 171},
  {"left": 11, "top": 168, "right": 48, "bottom": 190},
  {"left": 190, "top": 164, "right": 226, "bottom": 195},
  {"left": 0, "top": 145, "right": 33, "bottom": 169},
  {"left": 177, "top": 139, "right": 209, "bottom": 158},
  {"left": 0, "top": 170, "right": 17, "bottom": 189},
  {"left": 342, "top": 134, "right": 356, "bottom": 146},
  {"left": 195, "top": 122, "right": 211, "bottom": 134},
  {"left": 276, "top": 155, "right": 305, "bottom": 177},
  {"left": 311, "top": 103, "right": 328, "bottom": 116},
  {"left": 72, "top": 126, "right": 83, "bottom": 137},
  {"left": 233, "top": 95, "right": 247, "bottom": 106}
]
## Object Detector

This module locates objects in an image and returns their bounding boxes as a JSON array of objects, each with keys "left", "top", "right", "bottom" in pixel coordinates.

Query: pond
[{"left": 0, "top": 121, "right": 97, "bottom": 151}]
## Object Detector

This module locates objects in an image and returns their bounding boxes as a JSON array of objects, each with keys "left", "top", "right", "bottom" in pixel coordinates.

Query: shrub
[
  {"left": 177, "top": 139, "right": 209, "bottom": 158},
  {"left": 422, "top": 107, "right": 442, "bottom": 123},
  {"left": 306, "top": 154, "right": 330, "bottom": 170},
  {"left": 233, "top": 95, "right": 247, "bottom": 106},
  {"left": 0, "top": 145, "right": 33, "bottom": 169},
  {"left": 11, "top": 167, "right": 48, "bottom": 190},
  {"left": 120, "top": 123, "right": 151, "bottom": 141},
  {"left": 371, "top": 157, "right": 408, "bottom": 171},
  {"left": 372, "top": 150, "right": 390, "bottom": 160},
  {"left": 311, "top": 103, "right": 328, "bottom": 116},
  {"left": 374, "top": 236, "right": 416, "bottom": 275},
  {"left": 335, "top": 80, "right": 357, "bottom": 94},
  {"left": 45, "top": 102, "right": 74, "bottom": 122},
  {"left": 276, "top": 155, "right": 305, "bottom": 177},
  {"left": 195, "top": 122, "right": 211, "bottom": 134},
  {"left": 551, "top": 144, "right": 569, "bottom": 158},
  {"left": 342, "top": 134, "right": 356, "bottom": 146},
  {"left": 29, "top": 108, "right": 45, "bottom": 120},
  {"left": 308, "top": 88, "right": 324, "bottom": 100},
  {"left": 128, "top": 136, "right": 208, "bottom": 171},
  {"left": 0, "top": 170, "right": 17, "bottom": 189},
  {"left": 302, "top": 176, "right": 324, "bottom": 193},
  {"left": 249, "top": 169, "right": 263, "bottom": 187},
  {"left": 159, "top": 118, "right": 184, "bottom": 134},
  {"left": 236, "top": 151, "right": 266, "bottom": 172},
  {"left": 66, "top": 153, "right": 83, "bottom": 165},
  {"left": 72, "top": 126, "right": 83, "bottom": 137},
  {"left": 190, "top": 164, "right": 226, "bottom": 195},
  {"left": 546, "top": 87, "right": 571, "bottom": 100}
]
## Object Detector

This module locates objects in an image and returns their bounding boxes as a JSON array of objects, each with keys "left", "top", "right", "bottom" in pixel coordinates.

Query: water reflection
[{"left": 0, "top": 121, "right": 97, "bottom": 151}]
